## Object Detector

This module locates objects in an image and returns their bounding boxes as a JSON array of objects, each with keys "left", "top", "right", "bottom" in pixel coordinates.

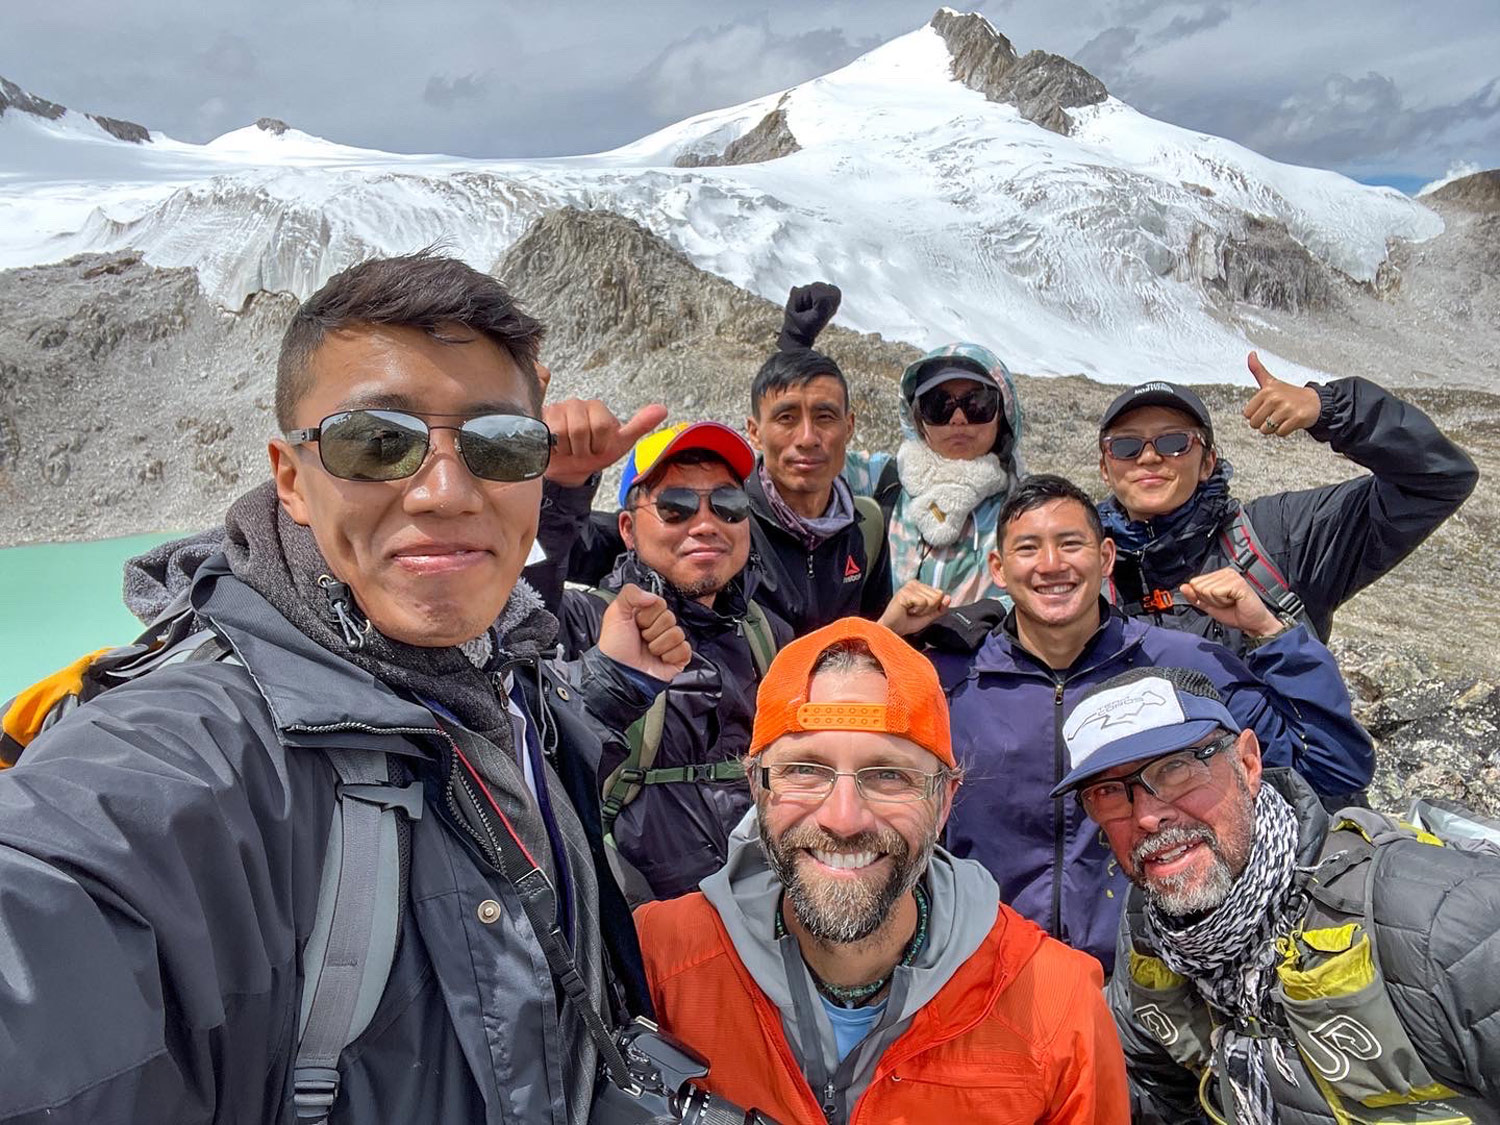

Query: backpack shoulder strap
[
  {"left": 853, "top": 493, "right": 887, "bottom": 575},
  {"left": 1219, "top": 505, "right": 1309, "bottom": 625},
  {"left": 740, "top": 599, "right": 778, "bottom": 679},
  {"left": 873, "top": 457, "right": 902, "bottom": 523},
  {"left": 293, "top": 748, "right": 421, "bottom": 1124}
]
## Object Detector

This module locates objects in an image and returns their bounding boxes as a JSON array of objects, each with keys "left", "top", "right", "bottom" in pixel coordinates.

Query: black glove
[{"left": 777, "top": 282, "right": 842, "bottom": 352}]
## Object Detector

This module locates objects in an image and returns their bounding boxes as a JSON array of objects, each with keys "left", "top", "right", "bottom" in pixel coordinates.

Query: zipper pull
[
  {"left": 1054, "top": 681, "right": 1064, "bottom": 705},
  {"left": 822, "top": 1080, "right": 838, "bottom": 1122}
]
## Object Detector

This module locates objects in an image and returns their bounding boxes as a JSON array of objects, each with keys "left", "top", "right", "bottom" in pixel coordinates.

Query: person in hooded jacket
[
  {"left": 0, "top": 255, "right": 688, "bottom": 1124},
  {"left": 545, "top": 420, "right": 794, "bottom": 903},
  {"left": 1097, "top": 353, "right": 1478, "bottom": 654},
  {"left": 636, "top": 617, "right": 1129, "bottom": 1125},
  {"left": 845, "top": 341, "right": 1025, "bottom": 609}
]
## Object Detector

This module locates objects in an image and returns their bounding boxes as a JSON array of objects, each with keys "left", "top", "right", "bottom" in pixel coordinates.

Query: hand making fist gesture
[{"left": 596, "top": 583, "right": 692, "bottom": 681}]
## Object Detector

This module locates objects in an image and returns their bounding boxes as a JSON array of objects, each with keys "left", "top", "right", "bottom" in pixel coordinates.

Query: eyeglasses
[
  {"left": 755, "top": 761, "right": 950, "bottom": 804},
  {"left": 286, "top": 409, "right": 554, "bottom": 483},
  {"left": 1101, "top": 431, "right": 1203, "bottom": 461},
  {"left": 1076, "top": 733, "right": 1237, "bottom": 823},
  {"left": 630, "top": 485, "right": 750, "bottom": 525},
  {"left": 916, "top": 384, "right": 1001, "bottom": 427}
]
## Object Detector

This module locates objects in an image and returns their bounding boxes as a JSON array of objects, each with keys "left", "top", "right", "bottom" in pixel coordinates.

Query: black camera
[{"left": 589, "top": 1018, "right": 782, "bottom": 1125}]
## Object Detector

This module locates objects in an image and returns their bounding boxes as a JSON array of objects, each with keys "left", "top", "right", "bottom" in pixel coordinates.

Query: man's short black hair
[
  {"left": 749, "top": 350, "right": 850, "bottom": 418},
  {"left": 995, "top": 473, "right": 1106, "bottom": 549},
  {"left": 275, "top": 252, "right": 545, "bottom": 431}
]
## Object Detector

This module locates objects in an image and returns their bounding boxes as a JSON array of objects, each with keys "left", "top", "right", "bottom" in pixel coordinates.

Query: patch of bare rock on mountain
[
  {"left": 0, "top": 74, "right": 151, "bottom": 143},
  {"left": 674, "top": 105, "right": 801, "bottom": 168},
  {"left": 1425, "top": 168, "right": 1500, "bottom": 212},
  {"left": 929, "top": 8, "right": 1107, "bottom": 135}
]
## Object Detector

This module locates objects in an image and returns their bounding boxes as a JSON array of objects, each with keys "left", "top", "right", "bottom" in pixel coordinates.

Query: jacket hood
[
  {"left": 898, "top": 343, "right": 1025, "bottom": 469},
  {"left": 124, "top": 526, "right": 226, "bottom": 625},
  {"left": 701, "top": 807, "right": 1002, "bottom": 1049}
]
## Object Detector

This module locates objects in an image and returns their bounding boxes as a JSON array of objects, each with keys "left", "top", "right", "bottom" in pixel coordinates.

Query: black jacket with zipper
[
  {"left": 555, "top": 552, "right": 792, "bottom": 900},
  {"left": 0, "top": 557, "right": 651, "bottom": 1124},
  {"left": 1102, "top": 377, "right": 1478, "bottom": 652}
]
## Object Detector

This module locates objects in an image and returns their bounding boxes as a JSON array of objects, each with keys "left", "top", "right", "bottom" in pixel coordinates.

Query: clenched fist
[
  {"left": 1179, "top": 567, "right": 1284, "bottom": 638},
  {"left": 596, "top": 583, "right": 692, "bottom": 681}
]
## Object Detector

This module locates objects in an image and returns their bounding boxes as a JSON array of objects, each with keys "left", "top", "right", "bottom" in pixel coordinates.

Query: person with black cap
[{"left": 1096, "top": 352, "right": 1477, "bottom": 655}]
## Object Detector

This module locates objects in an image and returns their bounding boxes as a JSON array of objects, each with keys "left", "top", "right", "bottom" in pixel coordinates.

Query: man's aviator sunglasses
[
  {"left": 1101, "top": 431, "right": 1204, "bottom": 461},
  {"left": 287, "top": 409, "right": 554, "bottom": 483},
  {"left": 630, "top": 486, "right": 750, "bottom": 525}
]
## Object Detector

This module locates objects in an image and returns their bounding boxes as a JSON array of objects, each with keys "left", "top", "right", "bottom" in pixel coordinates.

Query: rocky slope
[{"left": 1, "top": 206, "right": 1495, "bottom": 813}]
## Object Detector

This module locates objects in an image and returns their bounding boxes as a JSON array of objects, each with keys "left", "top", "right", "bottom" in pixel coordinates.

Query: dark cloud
[
  {"left": 198, "top": 34, "right": 258, "bottom": 84},
  {"left": 1074, "top": 26, "right": 1139, "bottom": 77},
  {"left": 639, "top": 18, "right": 881, "bottom": 120},
  {"left": 423, "top": 73, "right": 487, "bottom": 109},
  {"left": 1161, "top": 3, "right": 1230, "bottom": 41},
  {"left": 1248, "top": 71, "right": 1500, "bottom": 165}
]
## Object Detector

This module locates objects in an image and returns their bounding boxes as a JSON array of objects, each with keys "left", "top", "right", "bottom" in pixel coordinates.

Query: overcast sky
[{"left": 4, "top": 1, "right": 1496, "bottom": 193}]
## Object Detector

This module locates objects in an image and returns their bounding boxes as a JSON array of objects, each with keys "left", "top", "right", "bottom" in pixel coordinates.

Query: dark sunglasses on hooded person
[
  {"left": 287, "top": 407, "right": 555, "bottom": 482},
  {"left": 915, "top": 383, "right": 1001, "bottom": 427}
]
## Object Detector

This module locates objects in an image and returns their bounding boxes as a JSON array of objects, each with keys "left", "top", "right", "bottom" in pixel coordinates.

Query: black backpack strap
[{"left": 293, "top": 749, "right": 420, "bottom": 1123}]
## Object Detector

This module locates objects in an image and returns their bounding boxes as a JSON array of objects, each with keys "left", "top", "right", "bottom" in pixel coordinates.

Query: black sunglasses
[
  {"left": 631, "top": 485, "right": 750, "bottom": 525},
  {"left": 1101, "top": 431, "right": 1202, "bottom": 461},
  {"left": 287, "top": 409, "right": 554, "bottom": 483},
  {"left": 916, "top": 384, "right": 1001, "bottom": 426}
]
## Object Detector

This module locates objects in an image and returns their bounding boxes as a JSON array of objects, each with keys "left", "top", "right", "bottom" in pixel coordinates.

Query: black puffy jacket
[
  {"left": 0, "top": 559, "right": 649, "bottom": 1124},
  {"left": 555, "top": 553, "right": 792, "bottom": 900},
  {"left": 1101, "top": 377, "right": 1478, "bottom": 652},
  {"left": 1111, "top": 769, "right": 1500, "bottom": 1124}
]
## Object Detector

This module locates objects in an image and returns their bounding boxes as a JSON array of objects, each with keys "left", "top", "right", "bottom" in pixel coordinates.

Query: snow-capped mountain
[{"left": 0, "top": 10, "right": 1442, "bottom": 386}]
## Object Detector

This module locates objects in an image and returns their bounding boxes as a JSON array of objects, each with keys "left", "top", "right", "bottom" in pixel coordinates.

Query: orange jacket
[{"left": 636, "top": 892, "right": 1130, "bottom": 1125}]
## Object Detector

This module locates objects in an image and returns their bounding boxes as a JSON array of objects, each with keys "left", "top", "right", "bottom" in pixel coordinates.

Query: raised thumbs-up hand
[
  {"left": 596, "top": 583, "right": 692, "bottom": 681},
  {"left": 1242, "top": 351, "right": 1322, "bottom": 438},
  {"left": 543, "top": 397, "right": 670, "bottom": 486}
]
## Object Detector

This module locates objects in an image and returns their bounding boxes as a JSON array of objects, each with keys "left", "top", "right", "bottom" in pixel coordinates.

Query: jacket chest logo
[
  {"left": 1304, "top": 1014, "right": 1381, "bottom": 1081},
  {"left": 843, "top": 555, "right": 862, "bottom": 582},
  {"left": 1134, "top": 1002, "right": 1179, "bottom": 1045}
]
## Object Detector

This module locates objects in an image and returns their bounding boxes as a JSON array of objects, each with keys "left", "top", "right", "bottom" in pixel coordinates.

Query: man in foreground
[
  {"left": 0, "top": 255, "right": 686, "bottom": 1122},
  {"left": 550, "top": 420, "right": 792, "bottom": 902},
  {"left": 636, "top": 616, "right": 1129, "bottom": 1124},
  {"left": 1054, "top": 666, "right": 1500, "bottom": 1124},
  {"left": 1096, "top": 354, "right": 1477, "bottom": 653},
  {"left": 913, "top": 474, "right": 1373, "bottom": 970}
]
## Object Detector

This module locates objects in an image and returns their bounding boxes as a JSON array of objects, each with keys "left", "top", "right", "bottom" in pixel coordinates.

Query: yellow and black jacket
[{"left": 1110, "top": 769, "right": 1500, "bottom": 1125}]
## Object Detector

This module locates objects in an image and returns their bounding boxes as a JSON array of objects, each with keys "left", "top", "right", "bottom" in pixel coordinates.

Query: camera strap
[{"left": 442, "top": 721, "right": 637, "bottom": 1091}]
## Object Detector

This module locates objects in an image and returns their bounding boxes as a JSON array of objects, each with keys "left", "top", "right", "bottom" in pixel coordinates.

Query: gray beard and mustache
[
  {"left": 758, "top": 810, "right": 934, "bottom": 944},
  {"left": 1128, "top": 774, "right": 1255, "bottom": 916}
]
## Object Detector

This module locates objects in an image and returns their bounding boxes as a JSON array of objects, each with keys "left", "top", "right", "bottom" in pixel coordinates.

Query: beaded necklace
[{"left": 776, "top": 883, "right": 931, "bottom": 1008}]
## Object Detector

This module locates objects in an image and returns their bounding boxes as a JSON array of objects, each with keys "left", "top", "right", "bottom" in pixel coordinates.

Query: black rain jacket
[
  {"left": 0, "top": 558, "right": 650, "bottom": 1124},
  {"left": 1102, "top": 377, "right": 1478, "bottom": 651}
]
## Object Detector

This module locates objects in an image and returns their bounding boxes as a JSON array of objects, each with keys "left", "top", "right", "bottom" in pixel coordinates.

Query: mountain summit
[
  {"left": 0, "top": 75, "right": 150, "bottom": 143},
  {"left": 0, "top": 11, "right": 1443, "bottom": 387}
]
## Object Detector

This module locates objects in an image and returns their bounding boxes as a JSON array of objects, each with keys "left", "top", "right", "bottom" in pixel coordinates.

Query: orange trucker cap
[{"left": 747, "top": 617, "right": 954, "bottom": 767}]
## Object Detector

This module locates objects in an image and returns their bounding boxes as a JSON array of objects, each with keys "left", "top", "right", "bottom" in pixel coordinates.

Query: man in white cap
[{"left": 1054, "top": 665, "right": 1500, "bottom": 1125}]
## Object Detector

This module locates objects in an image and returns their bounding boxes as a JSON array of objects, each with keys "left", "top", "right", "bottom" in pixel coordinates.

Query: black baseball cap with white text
[{"left": 1098, "top": 381, "right": 1214, "bottom": 446}]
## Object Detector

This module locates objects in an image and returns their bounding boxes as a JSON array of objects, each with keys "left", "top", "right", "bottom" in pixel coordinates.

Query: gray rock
[
  {"left": 1192, "top": 215, "right": 1339, "bottom": 312},
  {"left": 1425, "top": 168, "right": 1500, "bottom": 213},
  {"left": 928, "top": 10, "right": 1106, "bottom": 136},
  {"left": 255, "top": 117, "right": 291, "bottom": 136},
  {"left": 0, "top": 74, "right": 150, "bottom": 143},
  {"left": 675, "top": 107, "right": 800, "bottom": 167}
]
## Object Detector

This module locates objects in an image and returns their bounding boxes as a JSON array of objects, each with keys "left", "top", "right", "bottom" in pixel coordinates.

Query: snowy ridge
[{"left": 0, "top": 19, "right": 1443, "bottom": 385}]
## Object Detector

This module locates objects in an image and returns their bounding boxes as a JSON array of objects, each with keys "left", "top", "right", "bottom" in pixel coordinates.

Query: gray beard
[
  {"left": 1131, "top": 824, "right": 1237, "bottom": 916},
  {"left": 759, "top": 812, "right": 932, "bottom": 944}
]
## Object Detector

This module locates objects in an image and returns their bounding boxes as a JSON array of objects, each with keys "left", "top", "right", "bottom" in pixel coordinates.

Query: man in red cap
[
  {"left": 548, "top": 421, "right": 794, "bottom": 903},
  {"left": 634, "top": 617, "right": 1129, "bottom": 1125}
]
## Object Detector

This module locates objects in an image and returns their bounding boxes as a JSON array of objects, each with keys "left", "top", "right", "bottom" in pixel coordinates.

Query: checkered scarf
[{"left": 1144, "top": 784, "right": 1302, "bottom": 1125}]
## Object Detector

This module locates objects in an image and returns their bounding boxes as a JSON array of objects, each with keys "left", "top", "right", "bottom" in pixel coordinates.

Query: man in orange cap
[{"left": 634, "top": 617, "right": 1129, "bottom": 1125}]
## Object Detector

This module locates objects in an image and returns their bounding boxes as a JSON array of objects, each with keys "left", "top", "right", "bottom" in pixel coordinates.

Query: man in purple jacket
[{"left": 915, "top": 473, "right": 1374, "bottom": 972}]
